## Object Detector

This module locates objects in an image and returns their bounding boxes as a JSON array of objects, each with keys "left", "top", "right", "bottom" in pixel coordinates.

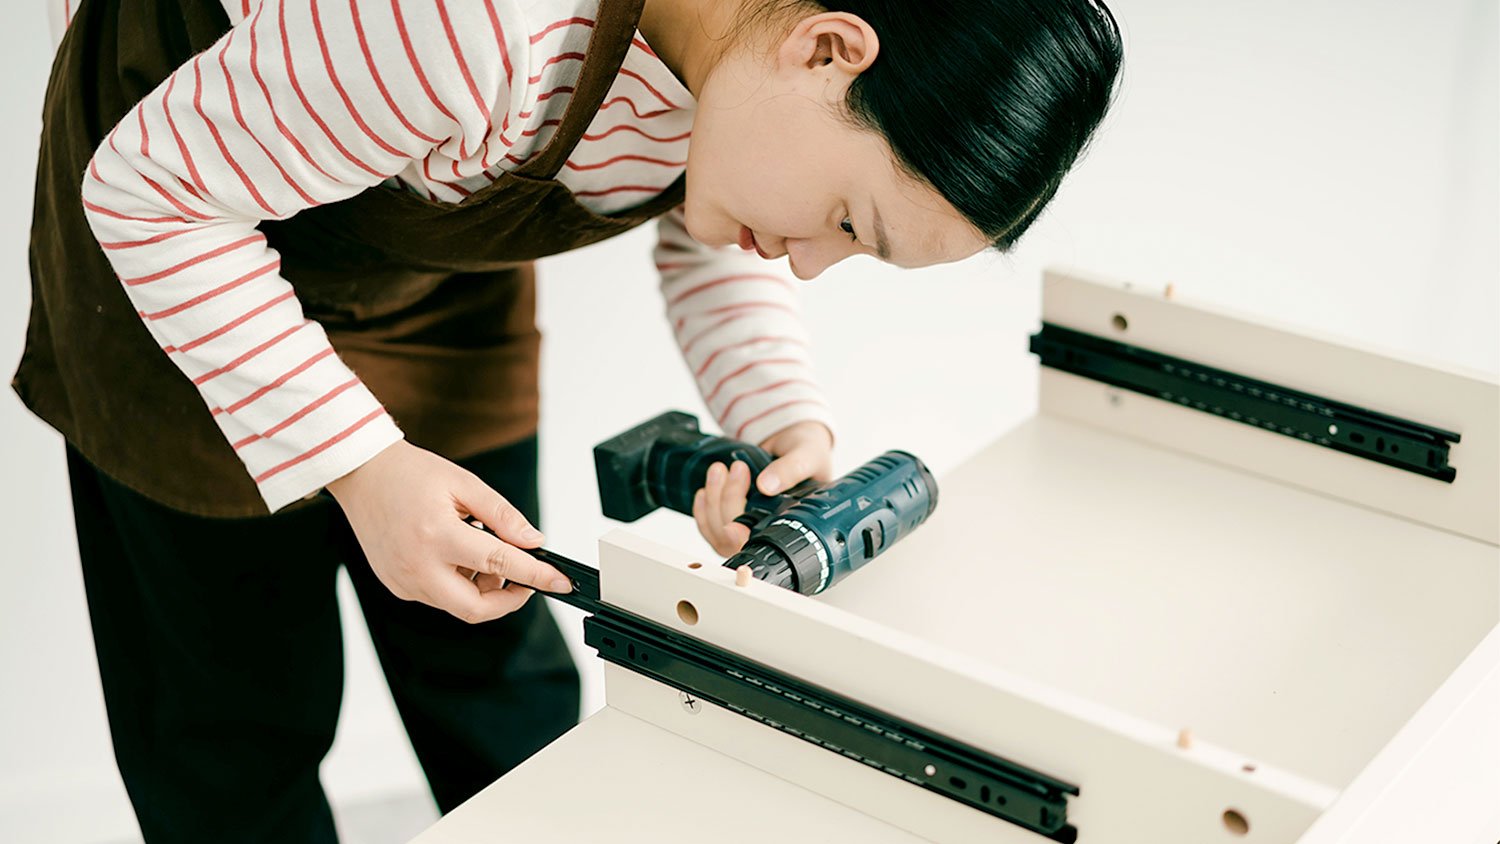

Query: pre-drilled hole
[
  {"left": 676, "top": 600, "right": 699, "bottom": 626},
  {"left": 1223, "top": 809, "right": 1250, "bottom": 836},
  {"left": 1111, "top": 313, "right": 1129, "bottom": 331},
  {"left": 688, "top": 562, "right": 703, "bottom": 569}
]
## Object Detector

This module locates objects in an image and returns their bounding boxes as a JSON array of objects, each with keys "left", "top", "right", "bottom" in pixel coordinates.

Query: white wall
[{"left": 2, "top": 1, "right": 1495, "bottom": 841}]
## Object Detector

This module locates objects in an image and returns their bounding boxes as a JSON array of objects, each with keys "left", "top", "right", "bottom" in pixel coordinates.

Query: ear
[{"left": 776, "top": 12, "right": 880, "bottom": 79}]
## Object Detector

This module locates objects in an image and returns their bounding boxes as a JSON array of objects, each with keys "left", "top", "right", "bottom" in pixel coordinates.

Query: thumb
[{"left": 453, "top": 471, "right": 544, "bottom": 548}]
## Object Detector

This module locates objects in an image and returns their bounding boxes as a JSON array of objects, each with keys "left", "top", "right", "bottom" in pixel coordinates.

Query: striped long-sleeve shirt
[{"left": 52, "top": 0, "right": 833, "bottom": 512}]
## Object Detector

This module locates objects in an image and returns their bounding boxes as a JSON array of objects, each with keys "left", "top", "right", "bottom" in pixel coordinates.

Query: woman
[{"left": 15, "top": 0, "right": 1121, "bottom": 839}]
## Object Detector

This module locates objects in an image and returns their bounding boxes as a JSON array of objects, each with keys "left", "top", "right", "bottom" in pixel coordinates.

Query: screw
[
  {"left": 924, "top": 764, "right": 937, "bottom": 777},
  {"left": 679, "top": 692, "right": 702, "bottom": 714}
]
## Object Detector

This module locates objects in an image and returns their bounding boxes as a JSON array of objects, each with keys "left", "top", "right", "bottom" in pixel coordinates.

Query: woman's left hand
[{"left": 692, "top": 420, "right": 834, "bottom": 557}]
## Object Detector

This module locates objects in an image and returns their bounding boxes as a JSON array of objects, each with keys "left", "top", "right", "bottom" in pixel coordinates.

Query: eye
[{"left": 839, "top": 217, "right": 858, "bottom": 242}]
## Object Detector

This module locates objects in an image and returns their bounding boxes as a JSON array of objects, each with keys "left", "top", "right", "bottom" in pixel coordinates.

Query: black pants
[{"left": 66, "top": 439, "right": 580, "bottom": 844}]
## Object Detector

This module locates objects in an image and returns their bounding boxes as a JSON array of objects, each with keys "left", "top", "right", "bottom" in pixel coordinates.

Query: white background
[{"left": 2, "top": 1, "right": 1496, "bottom": 842}]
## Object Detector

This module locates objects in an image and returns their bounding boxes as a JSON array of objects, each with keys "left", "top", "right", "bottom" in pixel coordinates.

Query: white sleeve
[
  {"left": 80, "top": 0, "right": 523, "bottom": 510},
  {"left": 655, "top": 206, "right": 836, "bottom": 446}
]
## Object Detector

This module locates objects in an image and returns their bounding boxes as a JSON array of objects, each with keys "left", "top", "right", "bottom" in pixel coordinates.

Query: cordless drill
[{"left": 594, "top": 411, "right": 939, "bottom": 595}]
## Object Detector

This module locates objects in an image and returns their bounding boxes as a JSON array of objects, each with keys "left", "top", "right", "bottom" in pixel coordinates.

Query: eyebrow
[{"left": 871, "top": 200, "right": 892, "bottom": 262}]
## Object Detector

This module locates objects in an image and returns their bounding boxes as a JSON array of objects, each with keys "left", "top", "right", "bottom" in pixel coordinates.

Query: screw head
[
  {"left": 679, "top": 691, "right": 702, "bottom": 714},
  {"left": 924, "top": 764, "right": 937, "bottom": 777}
]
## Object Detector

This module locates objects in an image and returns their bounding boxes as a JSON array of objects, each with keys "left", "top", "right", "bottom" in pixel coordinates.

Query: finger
[
  {"left": 692, "top": 487, "right": 712, "bottom": 544},
  {"left": 722, "top": 520, "right": 751, "bottom": 555},
  {"left": 760, "top": 447, "right": 817, "bottom": 495},
  {"left": 452, "top": 472, "right": 545, "bottom": 548},
  {"left": 450, "top": 524, "right": 571, "bottom": 593},
  {"left": 473, "top": 571, "right": 506, "bottom": 592},
  {"left": 722, "top": 461, "right": 750, "bottom": 523},
  {"left": 703, "top": 462, "right": 729, "bottom": 552},
  {"left": 428, "top": 568, "right": 535, "bottom": 624}
]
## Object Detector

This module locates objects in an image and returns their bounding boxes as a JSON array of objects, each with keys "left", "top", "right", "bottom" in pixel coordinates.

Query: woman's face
[{"left": 681, "top": 13, "right": 990, "bottom": 280}]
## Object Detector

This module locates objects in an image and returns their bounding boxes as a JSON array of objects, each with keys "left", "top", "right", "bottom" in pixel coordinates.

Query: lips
[{"left": 739, "top": 225, "right": 771, "bottom": 259}]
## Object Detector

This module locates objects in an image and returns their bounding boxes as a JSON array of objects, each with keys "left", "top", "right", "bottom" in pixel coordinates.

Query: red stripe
[
  {"left": 521, "top": 118, "right": 562, "bottom": 138},
  {"left": 677, "top": 302, "right": 797, "bottom": 332},
  {"left": 693, "top": 336, "right": 804, "bottom": 378},
  {"left": 617, "top": 67, "right": 681, "bottom": 110},
  {"left": 526, "top": 52, "right": 585, "bottom": 85},
  {"left": 391, "top": 0, "right": 467, "bottom": 158},
  {"left": 571, "top": 184, "right": 667, "bottom": 198},
  {"left": 161, "top": 74, "right": 208, "bottom": 194},
  {"left": 582, "top": 123, "right": 691, "bottom": 144},
  {"left": 682, "top": 312, "right": 757, "bottom": 356},
  {"left": 253, "top": 407, "right": 388, "bottom": 483},
  {"left": 123, "top": 234, "right": 264, "bottom": 286},
  {"left": 718, "top": 379, "right": 815, "bottom": 421},
  {"left": 279, "top": 0, "right": 385, "bottom": 178},
  {"left": 310, "top": 0, "right": 409, "bottom": 160},
  {"left": 530, "top": 17, "right": 594, "bottom": 44},
  {"left": 101, "top": 227, "right": 196, "bottom": 250},
  {"left": 105, "top": 128, "right": 212, "bottom": 220},
  {"left": 137, "top": 104, "right": 150, "bottom": 160},
  {"left": 704, "top": 358, "right": 805, "bottom": 403},
  {"left": 436, "top": 0, "right": 496, "bottom": 145},
  {"left": 241, "top": 0, "right": 250, "bottom": 16},
  {"left": 191, "top": 54, "right": 280, "bottom": 216},
  {"left": 83, "top": 198, "right": 188, "bottom": 225},
  {"left": 515, "top": 85, "right": 577, "bottom": 121},
  {"left": 234, "top": 377, "right": 361, "bottom": 448},
  {"left": 564, "top": 153, "right": 685, "bottom": 173},
  {"left": 598, "top": 95, "right": 675, "bottom": 120},
  {"left": 478, "top": 0, "right": 517, "bottom": 166},
  {"left": 248, "top": 2, "right": 343, "bottom": 185},
  {"left": 733, "top": 400, "right": 823, "bottom": 441},
  {"left": 139, "top": 172, "right": 213, "bottom": 221},
  {"left": 264, "top": 377, "right": 361, "bottom": 439},
  {"left": 193, "top": 321, "right": 309, "bottom": 385},
  {"left": 482, "top": 0, "right": 515, "bottom": 83},
  {"left": 631, "top": 36, "right": 656, "bottom": 57},
  {"left": 424, "top": 156, "right": 472, "bottom": 196},
  {"left": 349, "top": 0, "right": 443, "bottom": 146},
  {"left": 227, "top": 347, "right": 336, "bottom": 414},
  {"left": 171, "top": 290, "right": 297, "bottom": 354},
  {"left": 216, "top": 29, "right": 318, "bottom": 206},
  {"left": 141, "top": 259, "right": 280, "bottom": 320},
  {"left": 667, "top": 274, "right": 791, "bottom": 307}
]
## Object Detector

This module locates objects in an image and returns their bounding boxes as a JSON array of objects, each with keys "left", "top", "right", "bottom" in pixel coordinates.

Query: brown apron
[{"left": 13, "top": 0, "right": 685, "bottom": 517}]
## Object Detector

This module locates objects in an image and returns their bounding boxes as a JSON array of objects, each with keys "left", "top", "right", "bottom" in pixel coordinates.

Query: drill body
[{"left": 595, "top": 411, "right": 938, "bottom": 595}]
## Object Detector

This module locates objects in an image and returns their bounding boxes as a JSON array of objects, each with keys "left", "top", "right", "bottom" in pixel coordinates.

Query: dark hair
[{"left": 750, "top": 0, "right": 1123, "bottom": 250}]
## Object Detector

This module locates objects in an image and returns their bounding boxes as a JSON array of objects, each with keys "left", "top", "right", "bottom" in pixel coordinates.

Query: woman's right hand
[{"left": 326, "top": 440, "right": 572, "bottom": 623}]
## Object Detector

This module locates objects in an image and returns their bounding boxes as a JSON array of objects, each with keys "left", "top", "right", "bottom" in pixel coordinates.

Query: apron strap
[{"left": 514, "top": 0, "right": 647, "bottom": 181}]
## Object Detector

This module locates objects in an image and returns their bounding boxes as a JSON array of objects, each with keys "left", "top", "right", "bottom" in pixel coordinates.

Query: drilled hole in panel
[
  {"left": 688, "top": 562, "right": 703, "bottom": 569},
  {"left": 677, "top": 600, "right": 700, "bottom": 626},
  {"left": 1111, "top": 313, "right": 1129, "bottom": 332},
  {"left": 1223, "top": 809, "right": 1250, "bottom": 836}
]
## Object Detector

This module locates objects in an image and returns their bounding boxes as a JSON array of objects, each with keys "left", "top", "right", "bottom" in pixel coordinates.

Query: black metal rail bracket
[{"left": 1029, "top": 322, "right": 1460, "bottom": 482}]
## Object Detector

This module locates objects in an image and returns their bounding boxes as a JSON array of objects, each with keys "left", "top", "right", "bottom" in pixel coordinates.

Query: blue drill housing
[{"left": 594, "top": 411, "right": 938, "bottom": 595}]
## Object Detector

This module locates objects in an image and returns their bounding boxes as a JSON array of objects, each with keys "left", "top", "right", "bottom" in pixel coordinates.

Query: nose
[{"left": 783, "top": 234, "right": 861, "bottom": 280}]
